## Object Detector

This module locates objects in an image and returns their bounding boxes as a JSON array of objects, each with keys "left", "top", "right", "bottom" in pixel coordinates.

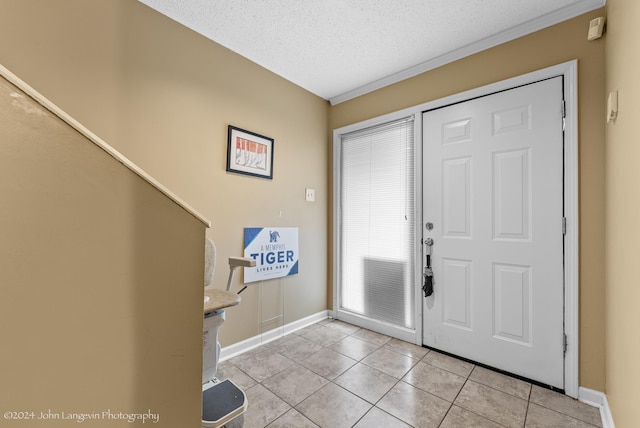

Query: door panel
[
  {"left": 493, "top": 148, "right": 531, "bottom": 240},
  {"left": 423, "top": 77, "right": 564, "bottom": 388},
  {"left": 442, "top": 157, "right": 471, "bottom": 237},
  {"left": 493, "top": 263, "right": 531, "bottom": 344},
  {"left": 442, "top": 258, "right": 472, "bottom": 330}
]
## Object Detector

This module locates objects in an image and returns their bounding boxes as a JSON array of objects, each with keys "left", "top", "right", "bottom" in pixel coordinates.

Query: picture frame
[{"left": 226, "top": 125, "right": 274, "bottom": 179}]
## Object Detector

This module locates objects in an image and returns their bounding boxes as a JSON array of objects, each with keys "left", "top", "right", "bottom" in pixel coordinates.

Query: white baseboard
[
  {"left": 579, "top": 387, "right": 615, "bottom": 428},
  {"left": 600, "top": 394, "right": 615, "bottom": 428},
  {"left": 219, "top": 310, "right": 330, "bottom": 361}
]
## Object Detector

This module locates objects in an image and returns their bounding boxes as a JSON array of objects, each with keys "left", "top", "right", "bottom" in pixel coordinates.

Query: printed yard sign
[{"left": 243, "top": 227, "right": 299, "bottom": 283}]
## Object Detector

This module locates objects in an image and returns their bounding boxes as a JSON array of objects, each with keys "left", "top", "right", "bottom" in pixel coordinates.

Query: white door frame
[
  {"left": 333, "top": 60, "right": 578, "bottom": 397},
  {"left": 416, "top": 61, "right": 579, "bottom": 397}
]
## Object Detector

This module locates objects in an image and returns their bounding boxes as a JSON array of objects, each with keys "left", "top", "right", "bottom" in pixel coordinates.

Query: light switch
[{"left": 305, "top": 188, "right": 315, "bottom": 202}]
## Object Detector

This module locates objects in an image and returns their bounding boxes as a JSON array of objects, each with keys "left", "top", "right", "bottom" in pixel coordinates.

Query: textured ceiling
[{"left": 138, "top": 0, "right": 605, "bottom": 104}]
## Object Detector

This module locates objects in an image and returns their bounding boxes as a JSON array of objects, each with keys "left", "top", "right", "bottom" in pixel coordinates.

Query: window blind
[{"left": 339, "top": 116, "right": 415, "bottom": 329}]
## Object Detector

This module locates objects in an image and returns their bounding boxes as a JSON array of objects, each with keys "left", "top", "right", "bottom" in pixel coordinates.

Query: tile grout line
[
  {"left": 322, "top": 324, "right": 416, "bottom": 427},
  {"left": 225, "top": 320, "right": 600, "bottom": 427},
  {"left": 522, "top": 381, "right": 533, "bottom": 428},
  {"left": 438, "top": 375, "right": 470, "bottom": 428}
]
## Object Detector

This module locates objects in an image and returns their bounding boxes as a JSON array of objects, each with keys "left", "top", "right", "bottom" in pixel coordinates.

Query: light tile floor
[{"left": 219, "top": 319, "right": 602, "bottom": 428}]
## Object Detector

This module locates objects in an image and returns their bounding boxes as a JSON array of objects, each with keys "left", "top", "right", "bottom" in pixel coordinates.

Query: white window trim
[{"left": 332, "top": 111, "right": 423, "bottom": 344}]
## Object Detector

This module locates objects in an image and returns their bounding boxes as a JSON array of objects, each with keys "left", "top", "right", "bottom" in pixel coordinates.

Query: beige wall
[
  {"left": 605, "top": 0, "right": 640, "bottom": 426},
  {"left": 329, "top": 10, "right": 607, "bottom": 391},
  {"left": 0, "top": 75, "right": 206, "bottom": 427},
  {"left": 0, "top": 0, "right": 329, "bottom": 347},
  {"left": 2, "top": 0, "right": 623, "bottom": 416}
]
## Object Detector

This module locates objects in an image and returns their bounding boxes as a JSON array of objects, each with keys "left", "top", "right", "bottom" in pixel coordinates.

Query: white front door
[{"left": 422, "top": 77, "right": 565, "bottom": 388}]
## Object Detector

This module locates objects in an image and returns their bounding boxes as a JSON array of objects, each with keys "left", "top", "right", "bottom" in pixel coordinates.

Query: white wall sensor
[{"left": 588, "top": 17, "right": 606, "bottom": 41}]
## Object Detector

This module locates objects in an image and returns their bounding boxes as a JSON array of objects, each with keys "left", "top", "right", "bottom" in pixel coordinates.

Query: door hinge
[
  {"left": 562, "top": 217, "right": 567, "bottom": 235},
  {"left": 561, "top": 100, "right": 566, "bottom": 131},
  {"left": 563, "top": 333, "right": 568, "bottom": 355}
]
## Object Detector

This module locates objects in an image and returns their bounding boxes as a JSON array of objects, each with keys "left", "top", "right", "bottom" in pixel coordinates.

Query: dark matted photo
[{"left": 226, "top": 125, "right": 274, "bottom": 179}]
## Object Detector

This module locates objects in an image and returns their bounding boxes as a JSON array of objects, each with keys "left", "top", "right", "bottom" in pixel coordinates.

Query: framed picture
[{"left": 226, "top": 125, "right": 274, "bottom": 179}]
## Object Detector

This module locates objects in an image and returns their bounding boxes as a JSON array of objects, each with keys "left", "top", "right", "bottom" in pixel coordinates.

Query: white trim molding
[
  {"left": 563, "top": 60, "right": 580, "bottom": 399},
  {"left": 579, "top": 387, "right": 616, "bottom": 428},
  {"left": 329, "top": 0, "right": 604, "bottom": 105},
  {"left": 219, "top": 310, "right": 330, "bottom": 361}
]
